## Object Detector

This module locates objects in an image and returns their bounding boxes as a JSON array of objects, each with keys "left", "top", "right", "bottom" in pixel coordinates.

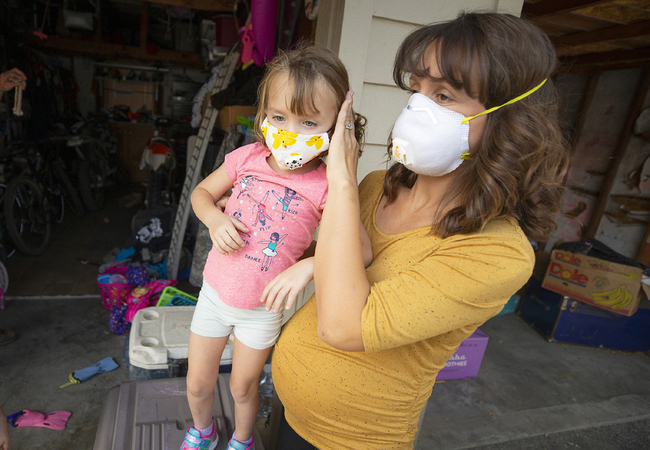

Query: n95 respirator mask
[{"left": 390, "top": 79, "right": 548, "bottom": 177}]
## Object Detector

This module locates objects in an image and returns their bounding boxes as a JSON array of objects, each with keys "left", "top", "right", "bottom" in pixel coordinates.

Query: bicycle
[
  {"left": 0, "top": 145, "right": 51, "bottom": 256},
  {"left": 1, "top": 138, "right": 85, "bottom": 256},
  {"left": 68, "top": 113, "right": 117, "bottom": 211}
]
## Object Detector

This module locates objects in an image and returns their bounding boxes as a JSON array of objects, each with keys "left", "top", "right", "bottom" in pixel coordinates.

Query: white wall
[{"left": 315, "top": 0, "right": 525, "bottom": 180}]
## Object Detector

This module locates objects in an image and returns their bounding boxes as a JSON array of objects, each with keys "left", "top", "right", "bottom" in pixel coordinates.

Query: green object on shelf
[{"left": 156, "top": 286, "right": 198, "bottom": 307}]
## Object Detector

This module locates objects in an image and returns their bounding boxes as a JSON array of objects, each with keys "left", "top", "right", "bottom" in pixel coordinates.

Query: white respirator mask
[
  {"left": 262, "top": 117, "right": 330, "bottom": 170},
  {"left": 390, "top": 79, "right": 547, "bottom": 177}
]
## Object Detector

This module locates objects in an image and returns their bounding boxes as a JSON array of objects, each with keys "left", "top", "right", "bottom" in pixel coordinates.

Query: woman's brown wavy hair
[
  {"left": 255, "top": 42, "right": 366, "bottom": 154},
  {"left": 386, "top": 12, "right": 569, "bottom": 241}
]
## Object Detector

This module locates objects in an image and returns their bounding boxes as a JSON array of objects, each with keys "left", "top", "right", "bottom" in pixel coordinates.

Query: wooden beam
[
  {"left": 522, "top": 0, "right": 609, "bottom": 18},
  {"left": 569, "top": 71, "right": 600, "bottom": 151},
  {"left": 145, "top": 0, "right": 236, "bottom": 12},
  {"left": 551, "top": 20, "right": 650, "bottom": 47},
  {"left": 28, "top": 35, "right": 203, "bottom": 69},
  {"left": 583, "top": 69, "right": 650, "bottom": 238},
  {"left": 561, "top": 46, "right": 650, "bottom": 66}
]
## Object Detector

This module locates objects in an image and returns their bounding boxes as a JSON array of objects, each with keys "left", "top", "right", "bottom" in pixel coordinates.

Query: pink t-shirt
[{"left": 203, "top": 142, "right": 328, "bottom": 309}]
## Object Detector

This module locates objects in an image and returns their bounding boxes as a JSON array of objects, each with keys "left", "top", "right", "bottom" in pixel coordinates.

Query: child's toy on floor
[
  {"left": 156, "top": 286, "right": 198, "bottom": 306},
  {"left": 97, "top": 262, "right": 132, "bottom": 309},
  {"left": 59, "top": 357, "right": 119, "bottom": 388},
  {"left": 6, "top": 410, "right": 72, "bottom": 430},
  {"left": 125, "top": 279, "right": 177, "bottom": 322}
]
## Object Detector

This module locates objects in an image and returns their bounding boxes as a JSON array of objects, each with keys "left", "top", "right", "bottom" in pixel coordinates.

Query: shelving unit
[{"left": 27, "top": 0, "right": 237, "bottom": 69}]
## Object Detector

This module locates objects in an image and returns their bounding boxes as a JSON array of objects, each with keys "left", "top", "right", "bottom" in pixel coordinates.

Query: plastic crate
[{"left": 156, "top": 285, "right": 198, "bottom": 307}]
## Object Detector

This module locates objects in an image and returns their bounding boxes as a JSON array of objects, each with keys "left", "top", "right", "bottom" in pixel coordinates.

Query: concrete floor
[{"left": 1, "top": 186, "right": 650, "bottom": 449}]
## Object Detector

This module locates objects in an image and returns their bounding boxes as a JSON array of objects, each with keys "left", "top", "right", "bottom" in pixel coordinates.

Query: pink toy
[
  {"left": 14, "top": 410, "right": 72, "bottom": 430},
  {"left": 251, "top": 0, "right": 278, "bottom": 63},
  {"left": 125, "top": 279, "right": 176, "bottom": 322}
]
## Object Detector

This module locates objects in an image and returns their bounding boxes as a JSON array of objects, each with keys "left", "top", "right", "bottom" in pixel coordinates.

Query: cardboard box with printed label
[
  {"left": 437, "top": 329, "right": 489, "bottom": 381},
  {"left": 217, "top": 105, "right": 257, "bottom": 131},
  {"left": 541, "top": 249, "right": 644, "bottom": 316}
]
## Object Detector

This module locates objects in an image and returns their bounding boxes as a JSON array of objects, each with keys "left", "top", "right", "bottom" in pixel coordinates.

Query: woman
[{"left": 271, "top": 12, "right": 570, "bottom": 450}]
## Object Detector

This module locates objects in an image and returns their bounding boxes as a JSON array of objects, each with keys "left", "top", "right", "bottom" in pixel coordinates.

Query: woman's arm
[
  {"left": 191, "top": 165, "right": 248, "bottom": 255},
  {"left": 314, "top": 92, "right": 370, "bottom": 351}
]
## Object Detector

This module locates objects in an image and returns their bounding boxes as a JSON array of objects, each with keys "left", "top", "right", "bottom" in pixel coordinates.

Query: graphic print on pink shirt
[
  {"left": 272, "top": 187, "right": 303, "bottom": 219},
  {"left": 202, "top": 142, "right": 328, "bottom": 309}
]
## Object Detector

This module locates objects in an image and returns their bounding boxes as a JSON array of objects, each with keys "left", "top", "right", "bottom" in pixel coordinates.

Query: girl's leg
[
  {"left": 229, "top": 337, "right": 272, "bottom": 442},
  {"left": 186, "top": 332, "right": 231, "bottom": 429}
]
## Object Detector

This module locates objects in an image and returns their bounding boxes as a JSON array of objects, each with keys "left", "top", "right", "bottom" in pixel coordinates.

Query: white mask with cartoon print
[{"left": 262, "top": 117, "right": 330, "bottom": 170}]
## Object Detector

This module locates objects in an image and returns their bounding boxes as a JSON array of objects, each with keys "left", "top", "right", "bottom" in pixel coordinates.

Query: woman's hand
[
  {"left": 326, "top": 91, "right": 360, "bottom": 183},
  {"left": 206, "top": 210, "right": 249, "bottom": 255},
  {"left": 0, "top": 68, "right": 26, "bottom": 92},
  {"left": 261, "top": 257, "right": 314, "bottom": 313}
]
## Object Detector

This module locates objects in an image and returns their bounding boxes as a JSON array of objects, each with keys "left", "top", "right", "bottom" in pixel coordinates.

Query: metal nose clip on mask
[
  {"left": 262, "top": 117, "right": 330, "bottom": 170},
  {"left": 391, "top": 79, "right": 547, "bottom": 177}
]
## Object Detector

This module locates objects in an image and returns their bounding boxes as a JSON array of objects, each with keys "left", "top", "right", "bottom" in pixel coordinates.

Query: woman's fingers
[{"left": 335, "top": 91, "right": 354, "bottom": 132}]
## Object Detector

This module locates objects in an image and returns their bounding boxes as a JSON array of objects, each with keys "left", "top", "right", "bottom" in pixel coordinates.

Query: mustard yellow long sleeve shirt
[{"left": 272, "top": 170, "right": 534, "bottom": 449}]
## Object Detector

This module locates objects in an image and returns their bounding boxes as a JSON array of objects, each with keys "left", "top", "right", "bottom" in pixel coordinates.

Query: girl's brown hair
[
  {"left": 387, "top": 12, "right": 569, "bottom": 241},
  {"left": 255, "top": 42, "right": 366, "bottom": 153}
]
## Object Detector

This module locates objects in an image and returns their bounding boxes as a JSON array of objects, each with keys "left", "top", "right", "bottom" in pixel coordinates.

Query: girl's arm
[
  {"left": 260, "top": 222, "right": 372, "bottom": 314},
  {"left": 314, "top": 91, "right": 370, "bottom": 352},
  {"left": 192, "top": 165, "right": 249, "bottom": 255}
]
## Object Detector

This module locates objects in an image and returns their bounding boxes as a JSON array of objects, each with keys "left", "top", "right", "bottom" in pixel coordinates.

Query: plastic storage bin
[
  {"left": 93, "top": 376, "right": 265, "bottom": 450},
  {"left": 127, "top": 306, "right": 233, "bottom": 380}
]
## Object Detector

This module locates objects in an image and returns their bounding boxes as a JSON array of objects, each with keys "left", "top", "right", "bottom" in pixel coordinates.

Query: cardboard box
[
  {"left": 542, "top": 250, "right": 644, "bottom": 316},
  {"left": 217, "top": 105, "right": 257, "bottom": 131},
  {"left": 437, "top": 329, "right": 489, "bottom": 381},
  {"left": 103, "top": 79, "right": 157, "bottom": 113},
  {"left": 520, "top": 276, "right": 650, "bottom": 352},
  {"left": 108, "top": 122, "right": 154, "bottom": 183}
]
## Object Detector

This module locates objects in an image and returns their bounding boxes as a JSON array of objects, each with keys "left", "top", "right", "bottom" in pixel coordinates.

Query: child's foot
[
  {"left": 180, "top": 422, "right": 218, "bottom": 450},
  {"left": 227, "top": 434, "right": 254, "bottom": 450}
]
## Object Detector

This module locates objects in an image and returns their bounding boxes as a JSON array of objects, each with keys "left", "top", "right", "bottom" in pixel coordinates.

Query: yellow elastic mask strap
[{"left": 461, "top": 78, "right": 547, "bottom": 125}]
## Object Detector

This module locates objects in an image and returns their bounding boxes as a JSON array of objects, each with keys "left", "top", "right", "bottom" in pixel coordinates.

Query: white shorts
[{"left": 190, "top": 280, "right": 283, "bottom": 350}]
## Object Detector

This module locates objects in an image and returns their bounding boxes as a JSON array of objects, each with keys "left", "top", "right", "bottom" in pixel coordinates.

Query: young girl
[{"left": 182, "top": 44, "right": 371, "bottom": 450}]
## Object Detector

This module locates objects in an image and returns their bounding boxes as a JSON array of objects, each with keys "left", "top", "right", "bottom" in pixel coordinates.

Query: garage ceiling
[{"left": 522, "top": 0, "right": 650, "bottom": 72}]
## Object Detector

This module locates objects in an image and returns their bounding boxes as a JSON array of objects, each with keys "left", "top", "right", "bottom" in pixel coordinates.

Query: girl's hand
[
  {"left": 207, "top": 211, "right": 249, "bottom": 255},
  {"left": 261, "top": 258, "right": 314, "bottom": 313},
  {"left": 327, "top": 91, "right": 359, "bottom": 182},
  {"left": 215, "top": 191, "right": 231, "bottom": 210}
]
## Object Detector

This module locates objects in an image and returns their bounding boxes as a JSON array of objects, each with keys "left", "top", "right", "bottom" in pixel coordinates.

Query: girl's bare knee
[
  {"left": 187, "top": 374, "right": 216, "bottom": 399},
  {"left": 230, "top": 377, "right": 256, "bottom": 403}
]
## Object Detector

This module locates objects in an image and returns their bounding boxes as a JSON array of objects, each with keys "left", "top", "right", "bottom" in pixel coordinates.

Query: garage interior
[{"left": 1, "top": 0, "right": 650, "bottom": 449}]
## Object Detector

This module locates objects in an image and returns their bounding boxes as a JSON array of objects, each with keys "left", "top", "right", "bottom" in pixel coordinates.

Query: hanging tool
[
  {"left": 10, "top": 77, "right": 24, "bottom": 116},
  {"left": 166, "top": 45, "right": 240, "bottom": 280},
  {"left": 34, "top": 0, "right": 51, "bottom": 40}
]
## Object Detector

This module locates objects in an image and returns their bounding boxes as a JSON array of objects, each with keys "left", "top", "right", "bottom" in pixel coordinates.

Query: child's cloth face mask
[
  {"left": 262, "top": 117, "right": 330, "bottom": 170},
  {"left": 390, "top": 79, "right": 547, "bottom": 177}
]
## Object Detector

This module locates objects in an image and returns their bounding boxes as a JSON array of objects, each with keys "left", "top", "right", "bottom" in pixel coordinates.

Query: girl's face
[
  {"left": 409, "top": 43, "right": 487, "bottom": 152},
  {"left": 265, "top": 73, "right": 339, "bottom": 136}
]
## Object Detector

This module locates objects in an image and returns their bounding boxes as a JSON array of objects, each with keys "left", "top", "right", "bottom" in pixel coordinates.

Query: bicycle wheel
[
  {"left": 52, "top": 159, "right": 84, "bottom": 217},
  {"left": 4, "top": 175, "right": 51, "bottom": 256},
  {"left": 78, "top": 140, "right": 108, "bottom": 211},
  {"left": 49, "top": 187, "right": 65, "bottom": 224},
  {"left": 145, "top": 169, "right": 169, "bottom": 209}
]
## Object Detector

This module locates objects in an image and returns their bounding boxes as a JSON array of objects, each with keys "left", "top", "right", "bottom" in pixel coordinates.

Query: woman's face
[{"left": 409, "top": 43, "right": 487, "bottom": 152}]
